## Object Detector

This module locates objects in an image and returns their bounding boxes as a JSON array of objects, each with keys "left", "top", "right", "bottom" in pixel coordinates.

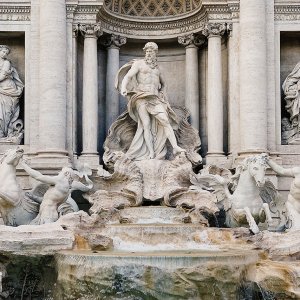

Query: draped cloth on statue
[
  {"left": 282, "top": 61, "right": 300, "bottom": 128},
  {"left": 0, "top": 64, "right": 23, "bottom": 137},
  {"left": 115, "top": 60, "right": 179, "bottom": 160}
]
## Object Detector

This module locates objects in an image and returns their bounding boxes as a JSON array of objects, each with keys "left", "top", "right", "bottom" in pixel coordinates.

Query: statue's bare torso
[{"left": 135, "top": 60, "right": 161, "bottom": 96}]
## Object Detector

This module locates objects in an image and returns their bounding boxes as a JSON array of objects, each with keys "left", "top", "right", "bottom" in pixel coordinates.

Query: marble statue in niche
[
  {"left": 104, "top": 42, "right": 201, "bottom": 165},
  {"left": 282, "top": 61, "right": 300, "bottom": 144},
  {"left": 117, "top": 41, "right": 185, "bottom": 160},
  {"left": 88, "top": 42, "right": 220, "bottom": 222},
  {"left": 0, "top": 45, "right": 24, "bottom": 144}
]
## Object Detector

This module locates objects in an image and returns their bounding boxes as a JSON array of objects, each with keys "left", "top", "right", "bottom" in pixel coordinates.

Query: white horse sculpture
[
  {"left": 0, "top": 148, "right": 40, "bottom": 226},
  {"left": 191, "top": 154, "right": 275, "bottom": 233}
]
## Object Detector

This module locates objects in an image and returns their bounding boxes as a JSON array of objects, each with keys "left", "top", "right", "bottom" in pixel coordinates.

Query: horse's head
[
  {"left": 1, "top": 148, "right": 24, "bottom": 167},
  {"left": 246, "top": 155, "right": 268, "bottom": 188}
]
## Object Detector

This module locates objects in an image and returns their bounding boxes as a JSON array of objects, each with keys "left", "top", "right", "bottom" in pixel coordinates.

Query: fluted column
[
  {"left": 39, "top": 0, "right": 67, "bottom": 156},
  {"left": 72, "top": 25, "right": 79, "bottom": 155},
  {"left": 103, "top": 34, "right": 127, "bottom": 131},
  {"left": 203, "top": 23, "right": 226, "bottom": 158},
  {"left": 227, "top": 23, "right": 240, "bottom": 157},
  {"left": 80, "top": 23, "right": 102, "bottom": 158},
  {"left": 239, "top": 0, "right": 267, "bottom": 155},
  {"left": 178, "top": 34, "right": 204, "bottom": 130}
]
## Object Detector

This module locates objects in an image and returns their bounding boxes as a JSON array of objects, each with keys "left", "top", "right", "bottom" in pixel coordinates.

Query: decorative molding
[
  {"left": 72, "top": 24, "right": 79, "bottom": 38},
  {"left": 178, "top": 33, "right": 205, "bottom": 47},
  {"left": 227, "top": 23, "right": 233, "bottom": 37},
  {"left": 202, "top": 23, "right": 226, "bottom": 38},
  {"left": 274, "top": 5, "right": 300, "bottom": 21},
  {"left": 98, "top": 7, "right": 207, "bottom": 38},
  {"left": 79, "top": 23, "right": 102, "bottom": 39},
  {"left": 101, "top": 34, "right": 127, "bottom": 48},
  {"left": 71, "top": 5, "right": 102, "bottom": 22},
  {"left": 0, "top": 6, "right": 30, "bottom": 22}
]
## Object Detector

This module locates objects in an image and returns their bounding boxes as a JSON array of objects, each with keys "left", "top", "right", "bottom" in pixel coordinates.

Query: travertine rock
[{"left": 0, "top": 223, "right": 74, "bottom": 255}]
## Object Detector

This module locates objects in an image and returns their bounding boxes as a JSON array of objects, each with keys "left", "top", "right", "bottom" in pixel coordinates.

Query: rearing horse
[
  {"left": 191, "top": 154, "right": 274, "bottom": 233},
  {"left": 226, "top": 155, "right": 273, "bottom": 233},
  {"left": 0, "top": 148, "right": 40, "bottom": 226}
]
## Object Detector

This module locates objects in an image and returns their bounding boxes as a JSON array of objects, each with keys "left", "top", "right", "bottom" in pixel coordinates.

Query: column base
[
  {"left": 234, "top": 149, "right": 269, "bottom": 166},
  {"left": 205, "top": 153, "right": 232, "bottom": 169},
  {"left": 79, "top": 154, "right": 100, "bottom": 169},
  {"left": 31, "top": 151, "right": 71, "bottom": 170}
]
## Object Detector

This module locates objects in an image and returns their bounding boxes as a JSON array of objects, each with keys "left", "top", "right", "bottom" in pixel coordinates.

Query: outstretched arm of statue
[
  {"left": 267, "top": 158, "right": 294, "bottom": 177},
  {"left": 21, "top": 160, "right": 58, "bottom": 185},
  {"left": 71, "top": 174, "right": 93, "bottom": 192},
  {"left": 120, "top": 62, "right": 140, "bottom": 96}
]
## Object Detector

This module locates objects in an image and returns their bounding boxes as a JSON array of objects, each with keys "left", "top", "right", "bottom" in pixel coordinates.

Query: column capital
[
  {"left": 202, "top": 23, "right": 226, "bottom": 38},
  {"left": 178, "top": 33, "right": 205, "bottom": 48},
  {"left": 79, "top": 23, "right": 102, "bottom": 39},
  {"left": 227, "top": 23, "right": 233, "bottom": 37},
  {"left": 72, "top": 24, "right": 79, "bottom": 38},
  {"left": 101, "top": 34, "right": 127, "bottom": 49}
]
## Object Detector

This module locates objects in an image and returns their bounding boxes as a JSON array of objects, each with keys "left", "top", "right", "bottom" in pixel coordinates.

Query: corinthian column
[
  {"left": 38, "top": 0, "right": 67, "bottom": 156},
  {"left": 103, "top": 34, "right": 127, "bottom": 131},
  {"left": 203, "top": 23, "right": 226, "bottom": 159},
  {"left": 178, "top": 34, "right": 204, "bottom": 131},
  {"left": 239, "top": 0, "right": 267, "bottom": 155},
  {"left": 80, "top": 23, "right": 102, "bottom": 162}
]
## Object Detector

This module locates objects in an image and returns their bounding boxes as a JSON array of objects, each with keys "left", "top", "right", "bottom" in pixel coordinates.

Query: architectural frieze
[
  {"left": 0, "top": 6, "right": 30, "bottom": 22},
  {"left": 274, "top": 5, "right": 300, "bottom": 21}
]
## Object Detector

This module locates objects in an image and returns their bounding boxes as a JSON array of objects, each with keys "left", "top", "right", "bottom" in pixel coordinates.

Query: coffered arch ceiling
[
  {"left": 103, "top": 0, "right": 201, "bottom": 18},
  {"left": 98, "top": 0, "right": 238, "bottom": 39}
]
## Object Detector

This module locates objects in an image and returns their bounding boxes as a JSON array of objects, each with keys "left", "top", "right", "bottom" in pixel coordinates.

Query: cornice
[
  {"left": 274, "top": 5, "right": 300, "bottom": 21},
  {"left": 0, "top": 5, "right": 30, "bottom": 21}
]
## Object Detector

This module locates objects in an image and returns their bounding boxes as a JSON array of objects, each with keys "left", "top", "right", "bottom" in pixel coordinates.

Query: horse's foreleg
[
  {"left": 261, "top": 203, "right": 273, "bottom": 224},
  {"left": 244, "top": 207, "right": 260, "bottom": 234}
]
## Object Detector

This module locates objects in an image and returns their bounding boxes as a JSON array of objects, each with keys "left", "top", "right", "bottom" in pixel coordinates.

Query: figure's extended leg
[
  {"left": 138, "top": 104, "right": 155, "bottom": 159},
  {"left": 156, "top": 113, "right": 185, "bottom": 155},
  {"left": 244, "top": 207, "right": 260, "bottom": 234}
]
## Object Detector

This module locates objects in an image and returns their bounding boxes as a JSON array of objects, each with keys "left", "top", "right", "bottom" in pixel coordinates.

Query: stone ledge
[{"left": 0, "top": 223, "right": 74, "bottom": 256}]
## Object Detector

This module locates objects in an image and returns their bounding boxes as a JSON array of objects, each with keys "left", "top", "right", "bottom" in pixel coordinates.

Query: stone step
[{"left": 109, "top": 206, "right": 188, "bottom": 224}]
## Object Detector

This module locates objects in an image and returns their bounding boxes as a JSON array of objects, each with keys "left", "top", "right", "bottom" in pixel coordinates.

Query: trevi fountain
[{"left": 0, "top": 0, "right": 299, "bottom": 299}]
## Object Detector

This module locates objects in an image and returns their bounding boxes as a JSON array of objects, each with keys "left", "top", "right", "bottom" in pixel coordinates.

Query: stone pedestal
[
  {"left": 239, "top": 0, "right": 267, "bottom": 155},
  {"left": 103, "top": 34, "right": 126, "bottom": 132},
  {"left": 203, "top": 23, "right": 226, "bottom": 160},
  {"left": 79, "top": 23, "right": 102, "bottom": 166},
  {"left": 178, "top": 34, "right": 204, "bottom": 131},
  {"left": 38, "top": 0, "right": 68, "bottom": 159}
]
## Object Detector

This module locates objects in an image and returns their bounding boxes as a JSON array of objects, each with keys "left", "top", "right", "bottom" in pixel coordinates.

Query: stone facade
[{"left": 0, "top": 0, "right": 299, "bottom": 197}]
